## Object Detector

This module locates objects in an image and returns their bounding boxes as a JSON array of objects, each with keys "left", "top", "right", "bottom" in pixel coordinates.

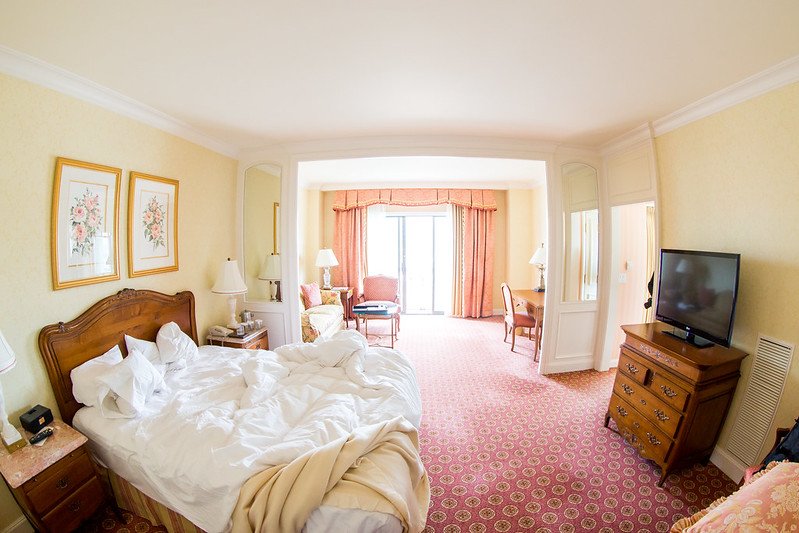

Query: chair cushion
[{"left": 300, "top": 282, "right": 323, "bottom": 309}]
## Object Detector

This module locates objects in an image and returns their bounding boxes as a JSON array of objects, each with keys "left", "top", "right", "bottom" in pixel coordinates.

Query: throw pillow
[{"left": 301, "top": 282, "right": 323, "bottom": 309}]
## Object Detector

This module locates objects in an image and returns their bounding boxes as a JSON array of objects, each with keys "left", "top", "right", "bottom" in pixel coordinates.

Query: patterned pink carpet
[{"left": 365, "top": 315, "right": 739, "bottom": 532}]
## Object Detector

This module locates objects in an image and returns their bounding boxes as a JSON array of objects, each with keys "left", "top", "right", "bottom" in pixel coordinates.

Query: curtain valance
[{"left": 332, "top": 189, "right": 497, "bottom": 212}]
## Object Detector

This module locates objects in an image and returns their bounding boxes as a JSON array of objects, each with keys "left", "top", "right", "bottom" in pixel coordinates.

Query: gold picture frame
[
  {"left": 51, "top": 157, "right": 121, "bottom": 290},
  {"left": 128, "top": 172, "right": 179, "bottom": 277}
]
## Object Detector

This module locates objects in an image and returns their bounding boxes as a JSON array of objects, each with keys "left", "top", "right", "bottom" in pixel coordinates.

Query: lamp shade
[
  {"left": 0, "top": 330, "right": 16, "bottom": 375},
  {"left": 315, "top": 249, "right": 339, "bottom": 268},
  {"left": 258, "top": 254, "right": 282, "bottom": 280},
  {"left": 529, "top": 244, "right": 547, "bottom": 266},
  {"left": 211, "top": 258, "right": 248, "bottom": 294}
]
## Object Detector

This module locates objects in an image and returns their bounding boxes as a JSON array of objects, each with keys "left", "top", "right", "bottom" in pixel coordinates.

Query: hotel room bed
[{"left": 38, "top": 289, "right": 428, "bottom": 533}]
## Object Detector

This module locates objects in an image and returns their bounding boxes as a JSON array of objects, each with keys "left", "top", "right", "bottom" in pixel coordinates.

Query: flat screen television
[{"left": 655, "top": 249, "right": 740, "bottom": 347}]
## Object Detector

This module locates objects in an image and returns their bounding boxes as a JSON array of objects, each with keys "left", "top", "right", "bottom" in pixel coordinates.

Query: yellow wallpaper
[
  {"left": 243, "top": 167, "right": 280, "bottom": 299},
  {"left": 505, "top": 187, "right": 548, "bottom": 291},
  {"left": 656, "top": 81, "right": 799, "bottom": 461},
  {"left": 0, "top": 73, "right": 237, "bottom": 528}
]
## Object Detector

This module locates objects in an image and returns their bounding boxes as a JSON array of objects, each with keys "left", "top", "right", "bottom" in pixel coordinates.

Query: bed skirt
[{"left": 103, "top": 466, "right": 206, "bottom": 533}]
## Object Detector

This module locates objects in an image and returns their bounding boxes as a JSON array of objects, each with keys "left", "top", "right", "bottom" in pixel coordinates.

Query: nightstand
[
  {"left": 206, "top": 326, "right": 269, "bottom": 350},
  {"left": 0, "top": 419, "right": 106, "bottom": 532}
]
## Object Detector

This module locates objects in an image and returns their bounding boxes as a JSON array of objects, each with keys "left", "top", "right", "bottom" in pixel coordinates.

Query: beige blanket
[{"left": 231, "top": 417, "right": 430, "bottom": 533}]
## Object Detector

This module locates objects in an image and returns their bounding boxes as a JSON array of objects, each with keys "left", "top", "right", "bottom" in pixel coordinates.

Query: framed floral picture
[
  {"left": 128, "top": 172, "right": 179, "bottom": 277},
  {"left": 51, "top": 157, "right": 121, "bottom": 290}
]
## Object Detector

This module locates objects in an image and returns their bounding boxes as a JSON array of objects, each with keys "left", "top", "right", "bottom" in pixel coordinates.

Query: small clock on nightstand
[
  {"left": 206, "top": 326, "right": 269, "bottom": 350},
  {"left": 0, "top": 420, "right": 106, "bottom": 532}
]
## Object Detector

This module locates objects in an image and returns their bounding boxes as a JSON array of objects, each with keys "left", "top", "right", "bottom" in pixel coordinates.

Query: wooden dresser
[{"left": 604, "top": 322, "right": 747, "bottom": 485}]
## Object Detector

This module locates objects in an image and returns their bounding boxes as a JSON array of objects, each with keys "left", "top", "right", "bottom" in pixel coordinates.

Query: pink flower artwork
[
  {"left": 142, "top": 195, "right": 167, "bottom": 250},
  {"left": 69, "top": 188, "right": 103, "bottom": 256}
]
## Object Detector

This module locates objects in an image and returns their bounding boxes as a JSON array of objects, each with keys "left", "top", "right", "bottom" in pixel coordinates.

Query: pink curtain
[
  {"left": 332, "top": 189, "right": 497, "bottom": 212},
  {"left": 462, "top": 207, "right": 495, "bottom": 318},
  {"left": 332, "top": 207, "right": 368, "bottom": 296}
]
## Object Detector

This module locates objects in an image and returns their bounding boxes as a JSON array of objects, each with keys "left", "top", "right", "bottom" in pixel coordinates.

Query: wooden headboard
[{"left": 38, "top": 288, "right": 197, "bottom": 424}]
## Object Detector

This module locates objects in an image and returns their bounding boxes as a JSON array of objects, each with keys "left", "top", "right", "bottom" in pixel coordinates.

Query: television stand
[{"left": 662, "top": 328, "right": 715, "bottom": 348}]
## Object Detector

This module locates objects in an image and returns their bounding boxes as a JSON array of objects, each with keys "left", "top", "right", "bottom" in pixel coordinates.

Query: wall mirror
[
  {"left": 244, "top": 163, "right": 282, "bottom": 302},
  {"left": 562, "top": 163, "right": 599, "bottom": 302}
]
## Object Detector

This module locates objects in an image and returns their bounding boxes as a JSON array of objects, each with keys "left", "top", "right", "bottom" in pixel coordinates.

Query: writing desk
[{"left": 512, "top": 290, "right": 545, "bottom": 357}]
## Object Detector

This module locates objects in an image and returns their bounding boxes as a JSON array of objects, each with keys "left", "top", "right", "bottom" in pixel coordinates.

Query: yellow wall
[
  {"left": 656, "top": 81, "right": 799, "bottom": 460},
  {"left": 298, "top": 188, "right": 322, "bottom": 284},
  {"left": 0, "top": 73, "right": 237, "bottom": 528},
  {"left": 505, "top": 187, "right": 548, "bottom": 291}
]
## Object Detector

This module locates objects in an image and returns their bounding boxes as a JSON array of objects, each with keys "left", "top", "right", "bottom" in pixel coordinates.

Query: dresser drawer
[
  {"left": 41, "top": 475, "right": 104, "bottom": 532},
  {"left": 618, "top": 349, "right": 652, "bottom": 385},
  {"left": 613, "top": 373, "right": 682, "bottom": 438},
  {"left": 651, "top": 373, "right": 691, "bottom": 411},
  {"left": 26, "top": 451, "right": 96, "bottom": 514},
  {"left": 609, "top": 393, "right": 673, "bottom": 464}
]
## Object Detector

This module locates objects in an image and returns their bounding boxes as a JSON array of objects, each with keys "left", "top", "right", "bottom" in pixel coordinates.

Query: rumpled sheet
[
  {"left": 231, "top": 416, "right": 430, "bottom": 533},
  {"left": 73, "top": 331, "right": 422, "bottom": 532}
]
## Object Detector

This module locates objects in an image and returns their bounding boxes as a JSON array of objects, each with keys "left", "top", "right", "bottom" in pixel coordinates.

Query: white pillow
[
  {"left": 156, "top": 322, "right": 198, "bottom": 365},
  {"left": 97, "top": 350, "right": 167, "bottom": 418},
  {"left": 124, "top": 334, "right": 160, "bottom": 363},
  {"left": 71, "top": 345, "right": 123, "bottom": 406}
]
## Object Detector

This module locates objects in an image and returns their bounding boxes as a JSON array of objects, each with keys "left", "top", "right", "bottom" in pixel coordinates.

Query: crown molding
[
  {"left": 652, "top": 54, "right": 799, "bottom": 137},
  {"left": 600, "top": 123, "right": 653, "bottom": 156},
  {"left": 0, "top": 45, "right": 239, "bottom": 159},
  {"left": 314, "top": 179, "right": 544, "bottom": 191}
]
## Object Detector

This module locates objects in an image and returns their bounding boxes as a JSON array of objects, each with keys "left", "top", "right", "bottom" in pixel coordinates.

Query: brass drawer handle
[
  {"left": 660, "top": 385, "right": 678, "bottom": 398},
  {"left": 654, "top": 409, "right": 670, "bottom": 422},
  {"left": 616, "top": 405, "right": 628, "bottom": 417},
  {"left": 646, "top": 432, "right": 661, "bottom": 446},
  {"left": 56, "top": 477, "right": 69, "bottom": 490},
  {"left": 69, "top": 500, "right": 82, "bottom": 513},
  {"left": 620, "top": 383, "right": 634, "bottom": 395},
  {"left": 625, "top": 363, "right": 639, "bottom": 374}
]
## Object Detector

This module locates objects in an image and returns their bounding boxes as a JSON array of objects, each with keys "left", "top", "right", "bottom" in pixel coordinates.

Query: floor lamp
[
  {"left": 0, "top": 330, "right": 25, "bottom": 452},
  {"left": 212, "top": 258, "right": 248, "bottom": 329}
]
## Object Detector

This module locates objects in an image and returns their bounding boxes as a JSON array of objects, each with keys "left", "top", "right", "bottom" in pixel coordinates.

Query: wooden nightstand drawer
[
  {"left": 250, "top": 335, "right": 269, "bottom": 350},
  {"left": 26, "top": 449, "right": 95, "bottom": 514},
  {"left": 41, "top": 475, "right": 104, "bottom": 532}
]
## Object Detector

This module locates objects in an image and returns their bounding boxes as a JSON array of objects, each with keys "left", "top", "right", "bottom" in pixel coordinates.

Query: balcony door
[{"left": 368, "top": 208, "right": 451, "bottom": 314}]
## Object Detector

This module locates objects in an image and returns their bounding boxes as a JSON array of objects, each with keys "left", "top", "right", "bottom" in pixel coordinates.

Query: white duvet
[{"left": 73, "top": 331, "right": 422, "bottom": 532}]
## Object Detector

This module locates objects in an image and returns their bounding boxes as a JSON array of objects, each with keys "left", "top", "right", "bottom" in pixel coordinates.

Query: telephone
[{"left": 209, "top": 325, "right": 234, "bottom": 336}]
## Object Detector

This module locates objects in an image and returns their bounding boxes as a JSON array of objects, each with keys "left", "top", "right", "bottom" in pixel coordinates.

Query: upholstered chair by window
[{"left": 359, "top": 275, "right": 401, "bottom": 331}]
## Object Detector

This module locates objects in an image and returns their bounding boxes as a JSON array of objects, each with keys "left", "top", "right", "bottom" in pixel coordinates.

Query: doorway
[{"left": 367, "top": 207, "right": 452, "bottom": 314}]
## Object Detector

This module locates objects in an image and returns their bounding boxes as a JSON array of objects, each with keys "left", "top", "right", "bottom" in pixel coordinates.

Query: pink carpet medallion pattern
[{"left": 371, "top": 315, "right": 739, "bottom": 533}]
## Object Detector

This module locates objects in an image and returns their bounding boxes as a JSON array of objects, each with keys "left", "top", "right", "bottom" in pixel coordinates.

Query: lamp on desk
[
  {"left": 212, "top": 258, "right": 248, "bottom": 329},
  {"left": 258, "top": 254, "right": 282, "bottom": 302},
  {"left": 316, "top": 249, "right": 339, "bottom": 290},
  {"left": 529, "top": 243, "right": 547, "bottom": 292},
  {"left": 0, "top": 330, "right": 25, "bottom": 452}
]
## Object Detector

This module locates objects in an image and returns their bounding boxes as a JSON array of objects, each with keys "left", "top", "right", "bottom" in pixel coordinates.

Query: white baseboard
[
  {"left": 543, "top": 356, "right": 594, "bottom": 374},
  {"left": 710, "top": 444, "right": 747, "bottom": 484},
  {"left": 1, "top": 516, "right": 32, "bottom": 533}
]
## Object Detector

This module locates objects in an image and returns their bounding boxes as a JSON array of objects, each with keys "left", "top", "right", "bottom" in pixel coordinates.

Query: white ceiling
[
  {"left": 298, "top": 156, "right": 548, "bottom": 189},
  {"left": 1, "top": 1, "right": 799, "bottom": 151}
]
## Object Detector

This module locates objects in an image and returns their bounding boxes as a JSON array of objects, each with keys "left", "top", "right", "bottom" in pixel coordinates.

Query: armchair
[{"left": 359, "top": 275, "right": 402, "bottom": 332}]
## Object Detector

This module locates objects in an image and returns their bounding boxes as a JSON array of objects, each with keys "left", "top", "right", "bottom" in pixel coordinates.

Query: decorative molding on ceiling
[
  {"left": 312, "top": 180, "right": 544, "bottom": 191},
  {"left": 599, "top": 123, "right": 653, "bottom": 156},
  {"left": 652, "top": 54, "right": 799, "bottom": 137},
  {"left": 0, "top": 45, "right": 239, "bottom": 158}
]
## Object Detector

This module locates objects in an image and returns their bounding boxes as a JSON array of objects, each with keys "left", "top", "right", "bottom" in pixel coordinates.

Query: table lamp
[
  {"left": 258, "top": 254, "right": 282, "bottom": 302},
  {"left": 212, "top": 258, "right": 248, "bottom": 329},
  {"left": 0, "top": 330, "right": 25, "bottom": 452},
  {"left": 529, "top": 243, "right": 547, "bottom": 292},
  {"left": 316, "top": 249, "right": 339, "bottom": 290}
]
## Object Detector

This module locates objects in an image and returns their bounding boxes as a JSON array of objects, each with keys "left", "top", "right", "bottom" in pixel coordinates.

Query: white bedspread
[{"left": 73, "top": 331, "right": 421, "bottom": 533}]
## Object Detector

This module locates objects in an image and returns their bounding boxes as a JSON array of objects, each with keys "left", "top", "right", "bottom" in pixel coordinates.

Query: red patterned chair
[{"left": 359, "top": 275, "right": 402, "bottom": 333}]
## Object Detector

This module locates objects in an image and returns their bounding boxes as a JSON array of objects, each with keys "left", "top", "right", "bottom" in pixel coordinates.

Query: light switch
[{"left": 618, "top": 273, "right": 628, "bottom": 283}]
